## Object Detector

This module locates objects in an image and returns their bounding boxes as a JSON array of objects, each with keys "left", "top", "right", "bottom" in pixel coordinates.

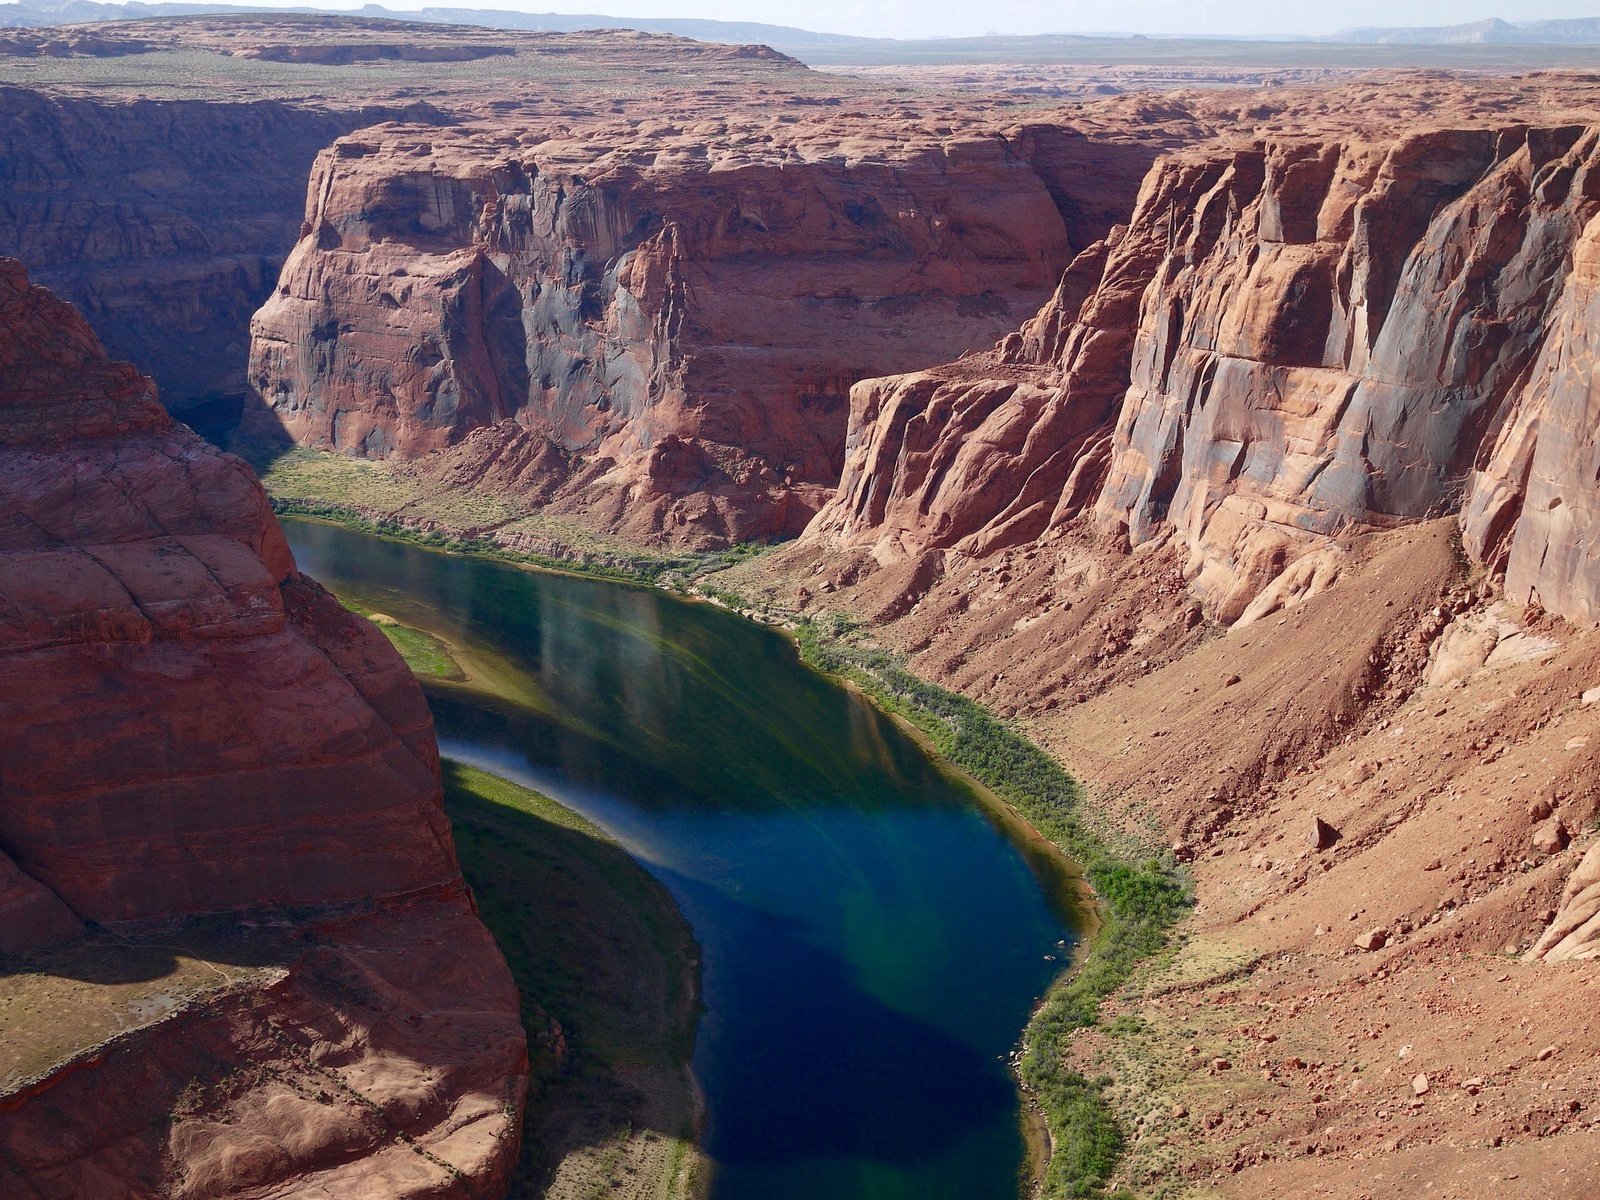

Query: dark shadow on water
[
  {"left": 441, "top": 761, "right": 704, "bottom": 1194},
  {"left": 655, "top": 867, "right": 1017, "bottom": 1175},
  {"left": 421, "top": 667, "right": 998, "bottom": 820}
]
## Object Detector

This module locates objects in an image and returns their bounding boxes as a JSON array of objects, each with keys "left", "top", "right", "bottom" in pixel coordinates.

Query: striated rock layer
[
  {"left": 0, "top": 86, "right": 448, "bottom": 418},
  {"left": 807, "top": 124, "right": 1600, "bottom": 628},
  {"left": 0, "top": 258, "right": 526, "bottom": 1198},
  {"left": 248, "top": 120, "right": 1152, "bottom": 543}
]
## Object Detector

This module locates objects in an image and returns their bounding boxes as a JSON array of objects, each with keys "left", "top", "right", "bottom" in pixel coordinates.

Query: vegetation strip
[
  {"left": 789, "top": 612, "right": 1191, "bottom": 1200},
  {"left": 269, "top": 493, "right": 766, "bottom": 588}
]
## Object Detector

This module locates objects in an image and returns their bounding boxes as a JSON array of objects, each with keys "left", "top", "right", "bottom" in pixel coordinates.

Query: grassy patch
[
  {"left": 789, "top": 612, "right": 1190, "bottom": 1199},
  {"left": 275, "top": 496, "right": 762, "bottom": 591},
  {"left": 442, "top": 761, "right": 703, "bottom": 1199},
  {"left": 260, "top": 445, "right": 773, "bottom": 589},
  {"left": 284, "top": 496, "right": 699, "bottom": 579},
  {"left": 337, "top": 597, "right": 463, "bottom": 680}
]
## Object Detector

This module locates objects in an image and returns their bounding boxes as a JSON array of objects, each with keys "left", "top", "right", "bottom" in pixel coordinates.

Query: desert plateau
[{"left": 1, "top": 4, "right": 1598, "bottom": 1199}]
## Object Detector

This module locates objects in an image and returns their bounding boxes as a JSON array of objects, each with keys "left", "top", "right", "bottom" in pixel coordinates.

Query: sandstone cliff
[
  {"left": 247, "top": 120, "right": 1151, "bottom": 543},
  {"left": 806, "top": 124, "right": 1600, "bottom": 628},
  {"left": 0, "top": 258, "right": 526, "bottom": 1198},
  {"left": 0, "top": 86, "right": 452, "bottom": 422}
]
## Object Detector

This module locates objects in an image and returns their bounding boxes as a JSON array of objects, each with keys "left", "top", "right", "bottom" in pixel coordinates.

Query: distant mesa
[
  {"left": 1330, "top": 16, "right": 1600, "bottom": 45},
  {"left": 0, "top": 0, "right": 881, "bottom": 49}
]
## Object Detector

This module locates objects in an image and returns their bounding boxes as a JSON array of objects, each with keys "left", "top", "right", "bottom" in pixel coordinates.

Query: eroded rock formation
[
  {"left": 807, "top": 124, "right": 1600, "bottom": 627},
  {"left": 0, "top": 258, "right": 526, "bottom": 1198},
  {"left": 1530, "top": 841, "right": 1600, "bottom": 961}
]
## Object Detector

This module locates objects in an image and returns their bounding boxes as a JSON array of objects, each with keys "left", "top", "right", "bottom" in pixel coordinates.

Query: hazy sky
[{"left": 319, "top": 1, "right": 1595, "bottom": 39}]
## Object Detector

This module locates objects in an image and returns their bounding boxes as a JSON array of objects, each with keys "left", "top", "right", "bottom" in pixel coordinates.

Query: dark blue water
[{"left": 285, "top": 519, "right": 1085, "bottom": 1200}]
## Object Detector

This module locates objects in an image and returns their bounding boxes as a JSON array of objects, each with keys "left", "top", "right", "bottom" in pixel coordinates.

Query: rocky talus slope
[
  {"left": 0, "top": 258, "right": 527, "bottom": 1199},
  {"left": 733, "top": 118, "right": 1600, "bottom": 1198}
]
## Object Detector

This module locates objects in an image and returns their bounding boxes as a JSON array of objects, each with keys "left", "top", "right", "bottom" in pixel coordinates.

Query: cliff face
[
  {"left": 0, "top": 87, "right": 449, "bottom": 420},
  {"left": 248, "top": 122, "right": 1148, "bottom": 542},
  {"left": 808, "top": 125, "right": 1600, "bottom": 627},
  {"left": 0, "top": 258, "right": 526, "bottom": 1197},
  {"left": 1467, "top": 202, "right": 1600, "bottom": 626}
]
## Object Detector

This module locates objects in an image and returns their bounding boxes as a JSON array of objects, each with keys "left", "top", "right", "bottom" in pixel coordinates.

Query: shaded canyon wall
[{"left": 0, "top": 86, "right": 444, "bottom": 421}]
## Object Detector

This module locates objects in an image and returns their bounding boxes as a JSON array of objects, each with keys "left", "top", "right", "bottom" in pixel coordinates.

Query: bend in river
[{"left": 285, "top": 518, "right": 1089, "bottom": 1200}]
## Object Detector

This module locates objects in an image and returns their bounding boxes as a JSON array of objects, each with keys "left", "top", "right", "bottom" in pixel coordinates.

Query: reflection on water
[{"left": 285, "top": 519, "right": 1086, "bottom": 1200}]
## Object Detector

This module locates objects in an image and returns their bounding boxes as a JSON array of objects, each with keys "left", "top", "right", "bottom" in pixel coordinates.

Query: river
[{"left": 284, "top": 518, "right": 1086, "bottom": 1200}]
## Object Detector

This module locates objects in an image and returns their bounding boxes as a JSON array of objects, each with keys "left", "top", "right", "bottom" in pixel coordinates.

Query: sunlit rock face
[
  {"left": 248, "top": 120, "right": 1150, "bottom": 544},
  {"left": 808, "top": 126, "right": 1600, "bottom": 628}
]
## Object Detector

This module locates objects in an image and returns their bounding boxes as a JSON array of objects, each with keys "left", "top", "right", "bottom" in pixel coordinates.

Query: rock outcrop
[
  {"left": 0, "top": 258, "right": 526, "bottom": 1197},
  {"left": 1529, "top": 841, "right": 1600, "bottom": 961},
  {"left": 806, "top": 125, "right": 1600, "bottom": 627},
  {"left": 247, "top": 120, "right": 1150, "bottom": 543}
]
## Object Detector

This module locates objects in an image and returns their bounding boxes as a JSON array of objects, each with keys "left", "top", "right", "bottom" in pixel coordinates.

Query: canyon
[
  {"left": 247, "top": 117, "right": 1156, "bottom": 542},
  {"left": 734, "top": 93, "right": 1600, "bottom": 1200},
  {"left": 3, "top": 12, "right": 1600, "bottom": 1200}
]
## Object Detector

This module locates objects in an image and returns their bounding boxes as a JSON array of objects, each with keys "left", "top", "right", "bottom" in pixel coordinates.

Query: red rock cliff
[
  {"left": 248, "top": 119, "right": 1149, "bottom": 543},
  {"left": 0, "top": 258, "right": 526, "bottom": 1198},
  {"left": 806, "top": 125, "right": 1600, "bottom": 627}
]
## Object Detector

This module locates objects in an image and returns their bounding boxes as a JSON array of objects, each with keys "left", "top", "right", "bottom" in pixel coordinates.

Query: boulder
[
  {"left": 1354, "top": 927, "right": 1390, "bottom": 952},
  {"left": 1531, "top": 819, "right": 1572, "bottom": 856},
  {"left": 1309, "top": 815, "right": 1340, "bottom": 850}
]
